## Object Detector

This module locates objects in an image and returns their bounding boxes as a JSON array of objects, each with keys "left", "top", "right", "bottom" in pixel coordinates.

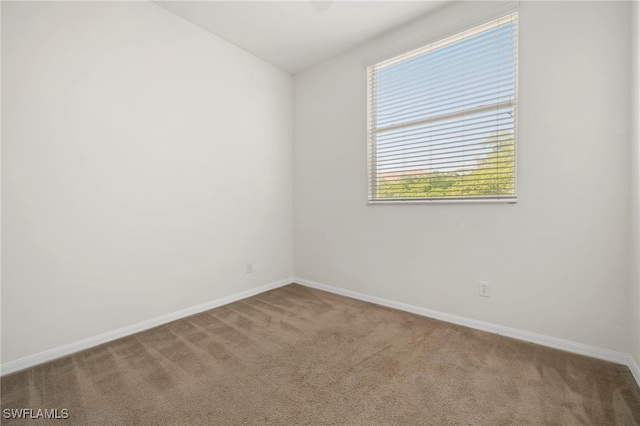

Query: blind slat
[
  {"left": 374, "top": 51, "right": 516, "bottom": 99},
  {"left": 376, "top": 122, "right": 516, "bottom": 153},
  {"left": 374, "top": 81, "right": 516, "bottom": 120},
  {"left": 375, "top": 148, "right": 515, "bottom": 167},
  {"left": 375, "top": 156, "right": 514, "bottom": 173},
  {"left": 376, "top": 111, "right": 514, "bottom": 136},
  {"left": 375, "top": 101, "right": 513, "bottom": 134}
]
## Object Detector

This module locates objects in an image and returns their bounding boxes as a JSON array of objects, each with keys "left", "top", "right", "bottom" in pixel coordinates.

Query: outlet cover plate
[{"left": 479, "top": 281, "right": 490, "bottom": 297}]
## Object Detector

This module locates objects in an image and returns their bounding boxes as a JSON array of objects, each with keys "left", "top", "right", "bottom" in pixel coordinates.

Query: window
[{"left": 367, "top": 13, "right": 518, "bottom": 203}]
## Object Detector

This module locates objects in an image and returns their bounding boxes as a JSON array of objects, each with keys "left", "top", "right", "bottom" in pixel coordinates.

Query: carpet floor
[{"left": 2, "top": 284, "right": 639, "bottom": 425}]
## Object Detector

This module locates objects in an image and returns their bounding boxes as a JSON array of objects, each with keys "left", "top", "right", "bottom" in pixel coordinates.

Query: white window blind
[{"left": 367, "top": 12, "right": 518, "bottom": 203}]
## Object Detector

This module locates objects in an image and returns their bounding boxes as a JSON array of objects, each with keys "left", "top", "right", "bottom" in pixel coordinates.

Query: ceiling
[{"left": 154, "top": 1, "right": 448, "bottom": 74}]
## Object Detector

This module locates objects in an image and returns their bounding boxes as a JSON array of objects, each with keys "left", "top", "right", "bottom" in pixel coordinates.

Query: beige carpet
[{"left": 2, "top": 284, "right": 639, "bottom": 425}]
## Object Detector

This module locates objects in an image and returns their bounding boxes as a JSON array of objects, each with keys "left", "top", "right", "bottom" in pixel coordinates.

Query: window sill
[{"left": 368, "top": 198, "right": 517, "bottom": 205}]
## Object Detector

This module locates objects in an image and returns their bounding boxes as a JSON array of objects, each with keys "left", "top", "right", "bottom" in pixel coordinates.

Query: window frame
[{"left": 366, "top": 12, "right": 519, "bottom": 205}]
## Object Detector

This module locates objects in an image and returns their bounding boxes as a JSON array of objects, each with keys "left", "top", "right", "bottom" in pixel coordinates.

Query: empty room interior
[{"left": 2, "top": 0, "right": 640, "bottom": 424}]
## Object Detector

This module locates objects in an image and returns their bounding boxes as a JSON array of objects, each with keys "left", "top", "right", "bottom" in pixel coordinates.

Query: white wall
[
  {"left": 630, "top": 0, "right": 640, "bottom": 366},
  {"left": 1, "top": 2, "right": 293, "bottom": 363},
  {"left": 294, "top": 1, "right": 632, "bottom": 352}
]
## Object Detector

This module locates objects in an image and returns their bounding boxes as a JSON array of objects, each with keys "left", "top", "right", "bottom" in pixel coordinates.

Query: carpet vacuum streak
[{"left": 2, "top": 284, "right": 639, "bottom": 425}]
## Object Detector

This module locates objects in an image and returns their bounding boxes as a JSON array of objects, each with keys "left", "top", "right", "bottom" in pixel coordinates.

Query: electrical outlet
[
  {"left": 479, "top": 281, "right": 490, "bottom": 297},
  {"left": 245, "top": 262, "right": 254, "bottom": 273}
]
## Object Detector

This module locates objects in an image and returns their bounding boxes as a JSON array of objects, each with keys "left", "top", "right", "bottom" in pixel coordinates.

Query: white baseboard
[
  {"left": 294, "top": 277, "right": 639, "bottom": 387},
  {"left": 0, "top": 278, "right": 293, "bottom": 376},
  {"left": 628, "top": 354, "right": 640, "bottom": 387}
]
